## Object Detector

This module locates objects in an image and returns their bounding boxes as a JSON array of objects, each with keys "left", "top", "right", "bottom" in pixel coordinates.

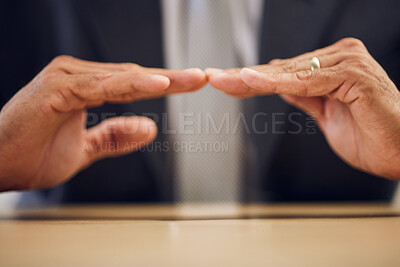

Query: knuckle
[
  {"left": 338, "top": 37, "right": 367, "bottom": 52},
  {"left": 122, "top": 62, "right": 139, "bottom": 70},
  {"left": 294, "top": 70, "right": 322, "bottom": 97},
  {"left": 349, "top": 55, "right": 371, "bottom": 71},
  {"left": 269, "top": 72, "right": 282, "bottom": 81},
  {"left": 37, "top": 71, "right": 58, "bottom": 85},
  {"left": 268, "top": 58, "right": 283, "bottom": 65},
  {"left": 280, "top": 60, "right": 298, "bottom": 72},
  {"left": 339, "top": 37, "right": 363, "bottom": 47},
  {"left": 295, "top": 70, "right": 314, "bottom": 81},
  {"left": 51, "top": 55, "right": 73, "bottom": 65}
]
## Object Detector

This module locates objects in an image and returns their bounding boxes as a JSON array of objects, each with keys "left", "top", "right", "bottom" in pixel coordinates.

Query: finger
[
  {"left": 208, "top": 38, "right": 357, "bottom": 95},
  {"left": 59, "top": 64, "right": 121, "bottom": 75},
  {"left": 207, "top": 68, "right": 253, "bottom": 94},
  {"left": 51, "top": 55, "right": 130, "bottom": 74},
  {"left": 240, "top": 67, "right": 348, "bottom": 97},
  {"left": 268, "top": 37, "right": 368, "bottom": 71},
  {"left": 147, "top": 68, "right": 207, "bottom": 93},
  {"left": 269, "top": 45, "right": 339, "bottom": 67},
  {"left": 54, "top": 56, "right": 207, "bottom": 94},
  {"left": 93, "top": 68, "right": 207, "bottom": 103},
  {"left": 208, "top": 53, "right": 348, "bottom": 96},
  {"left": 65, "top": 57, "right": 132, "bottom": 71},
  {"left": 61, "top": 68, "right": 206, "bottom": 109},
  {"left": 50, "top": 71, "right": 170, "bottom": 112},
  {"left": 83, "top": 116, "right": 158, "bottom": 164},
  {"left": 261, "top": 52, "right": 354, "bottom": 74},
  {"left": 268, "top": 37, "right": 365, "bottom": 67},
  {"left": 69, "top": 71, "right": 170, "bottom": 101}
]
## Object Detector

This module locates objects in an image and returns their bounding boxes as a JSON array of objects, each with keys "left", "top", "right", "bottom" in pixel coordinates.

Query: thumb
[{"left": 82, "top": 116, "right": 157, "bottom": 165}]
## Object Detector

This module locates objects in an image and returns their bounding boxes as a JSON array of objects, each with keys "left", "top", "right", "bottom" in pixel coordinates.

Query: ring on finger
[{"left": 309, "top": 57, "right": 321, "bottom": 71}]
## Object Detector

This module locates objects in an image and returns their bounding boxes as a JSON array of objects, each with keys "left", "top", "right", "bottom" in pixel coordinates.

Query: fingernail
[
  {"left": 240, "top": 68, "right": 260, "bottom": 77},
  {"left": 151, "top": 75, "right": 170, "bottom": 89},
  {"left": 152, "top": 74, "right": 170, "bottom": 83}
]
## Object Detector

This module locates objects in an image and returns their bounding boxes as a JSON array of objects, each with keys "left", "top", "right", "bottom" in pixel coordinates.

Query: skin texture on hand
[
  {"left": 207, "top": 38, "right": 400, "bottom": 180},
  {"left": 0, "top": 56, "right": 207, "bottom": 191}
]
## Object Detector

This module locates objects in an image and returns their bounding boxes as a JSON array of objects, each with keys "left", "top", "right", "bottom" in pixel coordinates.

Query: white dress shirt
[{"left": 161, "top": 0, "right": 264, "bottom": 201}]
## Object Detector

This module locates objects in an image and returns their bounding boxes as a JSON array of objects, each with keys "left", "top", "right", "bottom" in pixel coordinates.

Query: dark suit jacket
[{"left": 1, "top": 0, "right": 399, "bottom": 204}]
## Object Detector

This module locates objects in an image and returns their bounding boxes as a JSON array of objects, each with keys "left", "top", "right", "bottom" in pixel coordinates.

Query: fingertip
[
  {"left": 119, "top": 116, "right": 158, "bottom": 150},
  {"left": 205, "top": 68, "right": 223, "bottom": 76},
  {"left": 269, "top": 58, "right": 282, "bottom": 65},
  {"left": 179, "top": 68, "right": 207, "bottom": 91},
  {"left": 208, "top": 72, "right": 223, "bottom": 89},
  {"left": 185, "top": 68, "right": 206, "bottom": 83},
  {"left": 137, "top": 116, "right": 158, "bottom": 141},
  {"left": 84, "top": 116, "right": 160, "bottom": 163}
]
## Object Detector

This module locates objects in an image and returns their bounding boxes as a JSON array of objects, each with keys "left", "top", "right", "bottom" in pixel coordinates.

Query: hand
[
  {"left": 207, "top": 38, "right": 400, "bottom": 180},
  {"left": 0, "top": 56, "right": 206, "bottom": 191}
]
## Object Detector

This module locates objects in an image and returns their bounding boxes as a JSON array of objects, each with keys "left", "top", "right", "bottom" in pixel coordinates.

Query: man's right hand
[{"left": 0, "top": 56, "right": 206, "bottom": 192}]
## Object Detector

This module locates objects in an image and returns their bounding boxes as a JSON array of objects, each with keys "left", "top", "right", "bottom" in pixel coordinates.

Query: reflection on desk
[{"left": 1, "top": 203, "right": 400, "bottom": 267}]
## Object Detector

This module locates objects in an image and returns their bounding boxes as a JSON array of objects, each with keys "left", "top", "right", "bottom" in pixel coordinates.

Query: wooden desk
[{"left": 1, "top": 203, "right": 400, "bottom": 266}]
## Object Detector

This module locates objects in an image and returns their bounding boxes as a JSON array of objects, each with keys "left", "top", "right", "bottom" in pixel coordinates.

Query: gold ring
[{"left": 309, "top": 57, "right": 321, "bottom": 71}]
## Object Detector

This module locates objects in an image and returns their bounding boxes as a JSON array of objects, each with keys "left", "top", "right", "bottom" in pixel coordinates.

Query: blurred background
[{"left": 1, "top": 0, "right": 399, "bottom": 208}]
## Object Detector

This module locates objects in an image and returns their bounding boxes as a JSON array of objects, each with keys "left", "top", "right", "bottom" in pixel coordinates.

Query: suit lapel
[{"left": 73, "top": 0, "right": 173, "bottom": 200}]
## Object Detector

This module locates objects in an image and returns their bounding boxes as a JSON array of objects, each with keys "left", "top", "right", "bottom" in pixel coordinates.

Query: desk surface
[{"left": 1, "top": 203, "right": 400, "bottom": 267}]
